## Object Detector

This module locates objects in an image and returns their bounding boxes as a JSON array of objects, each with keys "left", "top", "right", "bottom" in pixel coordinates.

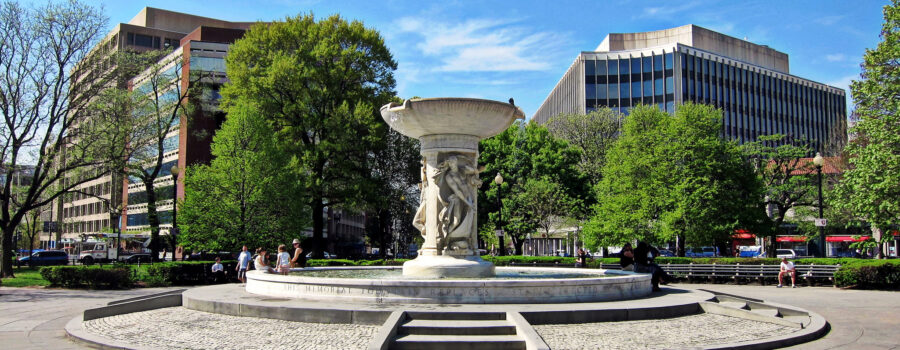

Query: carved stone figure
[{"left": 433, "top": 155, "right": 481, "bottom": 254}]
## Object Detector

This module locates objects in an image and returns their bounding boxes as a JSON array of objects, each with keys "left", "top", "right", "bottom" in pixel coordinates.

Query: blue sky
[{"left": 79, "top": 1, "right": 889, "bottom": 118}]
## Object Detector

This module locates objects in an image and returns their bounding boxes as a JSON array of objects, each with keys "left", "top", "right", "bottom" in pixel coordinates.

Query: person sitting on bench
[{"left": 778, "top": 257, "right": 796, "bottom": 288}]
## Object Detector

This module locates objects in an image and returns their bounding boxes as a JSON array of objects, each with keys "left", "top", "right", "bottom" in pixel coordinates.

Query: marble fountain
[{"left": 244, "top": 97, "right": 651, "bottom": 304}]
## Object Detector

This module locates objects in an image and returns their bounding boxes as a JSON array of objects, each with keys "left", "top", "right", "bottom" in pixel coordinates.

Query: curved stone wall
[{"left": 245, "top": 266, "right": 652, "bottom": 304}]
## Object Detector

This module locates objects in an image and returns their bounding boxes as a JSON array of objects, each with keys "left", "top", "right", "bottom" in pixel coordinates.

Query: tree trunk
[
  {"left": 379, "top": 209, "right": 390, "bottom": 259},
  {"left": 1, "top": 226, "right": 14, "bottom": 278},
  {"left": 513, "top": 238, "right": 524, "bottom": 255},
  {"left": 676, "top": 234, "right": 685, "bottom": 257},
  {"left": 312, "top": 199, "right": 324, "bottom": 259},
  {"left": 145, "top": 182, "right": 161, "bottom": 262}
]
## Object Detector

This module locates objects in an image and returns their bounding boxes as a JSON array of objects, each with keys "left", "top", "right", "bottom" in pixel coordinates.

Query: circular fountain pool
[{"left": 245, "top": 266, "right": 651, "bottom": 304}]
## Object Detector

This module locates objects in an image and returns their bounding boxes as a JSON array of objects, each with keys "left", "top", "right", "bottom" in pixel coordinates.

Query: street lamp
[
  {"left": 112, "top": 204, "right": 123, "bottom": 262},
  {"left": 170, "top": 165, "right": 180, "bottom": 260},
  {"left": 494, "top": 173, "right": 505, "bottom": 256},
  {"left": 813, "top": 153, "right": 825, "bottom": 258}
]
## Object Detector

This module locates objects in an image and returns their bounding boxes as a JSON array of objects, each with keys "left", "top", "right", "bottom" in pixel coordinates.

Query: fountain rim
[
  {"left": 247, "top": 265, "right": 649, "bottom": 286},
  {"left": 379, "top": 97, "right": 526, "bottom": 119}
]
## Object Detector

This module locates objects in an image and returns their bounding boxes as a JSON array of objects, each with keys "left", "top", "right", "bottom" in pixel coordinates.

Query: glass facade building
[{"left": 534, "top": 25, "right": 847, "bottom": 154}]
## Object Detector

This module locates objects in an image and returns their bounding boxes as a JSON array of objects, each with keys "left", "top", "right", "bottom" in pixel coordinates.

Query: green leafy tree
[
  {"left": 222, "top": 14, "right": 396, "bottom": 258},
  {"left": 742, "top": 134, "right": 817, "bottom": 257},
  {"left": 834, "top": 0, "right": 900, "bottom": 258},
  {"left": 546, "top": 108, "right": 622, "bottom": 187},
  {"left": 179, "top": 103, "right": 309, "bottom": 252},
  {"left": 363, "top": 125, "right": 420, "bottom": 259},
  {"left": 478, "top": 121, "right": 587, "bottom": 255},
  {"left": 586, "top": 104, "right": 767, "bottom": 256}
]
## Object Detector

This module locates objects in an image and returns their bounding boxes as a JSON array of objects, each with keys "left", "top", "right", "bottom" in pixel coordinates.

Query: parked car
[
  {"left": 19, "top": 250, "right": 69, "bottom": 266},
  {"left": 685, "top": 247, "right": 716, "bottom": 258},
  {"left": 657, "top": 249, "right": 675, "bottom": 257},
  {"left": 124, "top": 254, "right": 152, "bottom": 264},
  {"left": 776, "top": 249, "right": 797, "bottom": 259},
  {"left": 306, "top": 251, "right": 336, "bottom": 259}
]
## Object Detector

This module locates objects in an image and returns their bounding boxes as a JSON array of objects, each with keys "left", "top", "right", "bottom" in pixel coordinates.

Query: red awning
[
  {"left": 826, "top": 235, "right": 871, "bottom": 242},
  {"left": 777, "top": 236, "right": 806, "bottom": 242},
  {"left": 733, "top": 233, "right": 755, "bottom": 239}
]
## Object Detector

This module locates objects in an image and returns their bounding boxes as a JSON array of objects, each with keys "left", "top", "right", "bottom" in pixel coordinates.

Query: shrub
[
  {"left": 146, "top": 260, "right": 236, "bottom": 286},
  {"left": 834, "top": 260, "right": 900, "bottom": 289},
  {"left": 39, "top": 265, "right": 133, "bottom": 289}
]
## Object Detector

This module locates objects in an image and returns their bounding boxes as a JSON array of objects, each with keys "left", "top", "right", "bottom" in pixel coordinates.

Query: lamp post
[
  {"left": 170, "top": 165, "right": 180, "bottom": 259},
  {"left": 494, "top": 173, "right": 505, "bottom": 256},
  {"left": 112, "top": 204, "right": 122, "bottom": 262},
  {"left": 813, "top": 153, "right": 825, "bottom": 257}
]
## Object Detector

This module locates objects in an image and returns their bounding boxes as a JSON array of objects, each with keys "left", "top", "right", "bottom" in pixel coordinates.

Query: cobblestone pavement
[
  {"left": 84, "top": 307, "right": 379, "bottom": 350},
  {"left": 0, "top": 286, "right": 182, "bottom": 349},
  {"left": 534, "top": 313, "right": 797, "bottom": 350}
]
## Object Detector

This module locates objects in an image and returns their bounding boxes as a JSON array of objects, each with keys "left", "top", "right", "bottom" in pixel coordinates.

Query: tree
[
  {"left": 546, "top": 108, "right": 622, "bottom": 187},
  {"left": 0, "top": 1, "right": 116, "bottom": 278},
  {"left": 179, "top": 103, "right": 309, "bottom": 252},
  {"left": 222, "top": 14, "right": 396, "bottom": 258},
  {"left": 478, "top": 121, "right": 587, "bottom": 255},
  {"left": 586, "top": 104, "right": 767, "bottom": 256},
  {"left": 515, "top": 177, "right": 578, "bottom": 246},
  {"left": 363, "top": 125, "right": 420, "bottom": 259},
  {"left": 96, "top": 50, "right": 205, "bottom": 262},
  {"left": 742, "top": 134, "right": 818, "bottom": 257},
  {"left": 834, "top": 0, "right": 900, "bottom": 258}
]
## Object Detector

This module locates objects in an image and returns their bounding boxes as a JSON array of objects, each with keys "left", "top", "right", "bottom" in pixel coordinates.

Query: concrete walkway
[
  {"left": 676, "top": 283, "right": 900, "bottom": 349},
  {"left": 0, "top": 286, "right": 182, "bottom": 349}
]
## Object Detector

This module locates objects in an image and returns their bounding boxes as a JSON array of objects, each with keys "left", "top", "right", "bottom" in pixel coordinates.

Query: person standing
[
  {"left": 236, "top": 246, "right": 251, "bottom": 283},
  {"left": 575, "top": 248, "right": 590, "bottom": 268},
  {"left": 290, "top": 239, "right": 306, "bottom": 268},
  {"left": 778, "top": 257, "right": 797, "bottom": 288}
]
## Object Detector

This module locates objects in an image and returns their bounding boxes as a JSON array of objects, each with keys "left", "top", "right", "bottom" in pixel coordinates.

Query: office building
[
  {"left": 533, "top": 25, "right": 847, "bottom": 154},
  {"left": 56, "top": 8, "right": 252, "bottom": 247}
]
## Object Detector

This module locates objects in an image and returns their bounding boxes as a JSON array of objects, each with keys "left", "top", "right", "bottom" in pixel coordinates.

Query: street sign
[
  {"left": 494, "top": 229, "right": 504, "bottom": 237},
  {"left": 815, "top": 218, "right": 827, "bottom": 227}
]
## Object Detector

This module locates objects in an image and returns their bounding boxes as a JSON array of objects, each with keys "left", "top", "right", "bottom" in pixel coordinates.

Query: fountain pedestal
[{"left": 380, "top": 98, "right": 524, "bottom": 278}]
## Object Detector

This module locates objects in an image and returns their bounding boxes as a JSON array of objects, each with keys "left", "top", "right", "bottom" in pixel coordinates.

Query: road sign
[
  {"left": 495, "top": 229, "right": 504, "bottom": 237},
  {"left": 815, "top": 218, "right": 827, "bottom": 227}
]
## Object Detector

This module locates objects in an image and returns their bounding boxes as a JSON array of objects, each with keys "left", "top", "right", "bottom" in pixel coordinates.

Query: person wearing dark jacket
[
  {"left": 633, "top": 241, "right": 672, "bottom": 291},
  {"left": 619, "top": 243, "right": 635, "bottom": 271}
]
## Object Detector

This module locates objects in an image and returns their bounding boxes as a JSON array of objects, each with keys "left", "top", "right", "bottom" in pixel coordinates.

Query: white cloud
[
  {"left": 637, "top": 1, "right": 701, "bottom": 19},
  {"left": 392, "top": 16, "right": 565, "bottom": 72},
  {"left": 825, "top": 53, "right": 846, "bottom": 62}
]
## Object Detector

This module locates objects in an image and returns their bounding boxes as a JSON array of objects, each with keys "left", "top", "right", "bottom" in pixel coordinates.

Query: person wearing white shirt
[
  {"left": 778, "top": 257, "right": 796, "bottom": 288},
  {"left": 211, "top": 257, "right": 225, "bottom": 283},
  {"left": 236, "top": 246, "right": 251, "bottom": 283}
]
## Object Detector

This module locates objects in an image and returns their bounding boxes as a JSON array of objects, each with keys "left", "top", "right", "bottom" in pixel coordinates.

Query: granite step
[
  {"left": 405, "top": 311, "right": 506, "bottom": 320},
  {"left": 391, "top": 334, "right": 525, "bottom": 350},
  {"left": 399, "top": 319, "right": 517, "bottom": 335}
]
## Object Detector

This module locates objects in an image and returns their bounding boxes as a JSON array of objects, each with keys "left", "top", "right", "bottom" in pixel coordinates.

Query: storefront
[
  {"left": 826, "top": 235, "right": 871, "bottom": 257},
  {"left": 731, "top": 230, "right": 757, "bottom": 256},
  {"left": 776, "top": 236, "right": 809, "bottom": 256}
]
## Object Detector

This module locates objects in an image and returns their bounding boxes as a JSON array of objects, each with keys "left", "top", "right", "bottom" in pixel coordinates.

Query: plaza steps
[
  {"left": 389, "top": 311, "right": 526, "bottom": 350},
  {"left": 699, "top": 292, "right": 814, "bottom": 329}
]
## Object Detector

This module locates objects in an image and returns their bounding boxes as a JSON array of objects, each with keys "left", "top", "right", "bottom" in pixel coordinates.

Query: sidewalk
[
  {"left": 0, "top": 286, "right": 182, "bottom": 349},
  {"left": 677, "top": 283, "right": 900, "bottom": 349}
]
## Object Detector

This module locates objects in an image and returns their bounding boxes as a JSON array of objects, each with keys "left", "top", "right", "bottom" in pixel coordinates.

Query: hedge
[
  {"left": 834, "top": 260, "right": 900, "bottom": 289},
  {"left": 40, "top": 265, "right": 132, "bottom": 289},
  {"left": 146, "top": 260, "right": 236, "bottom": 286}
]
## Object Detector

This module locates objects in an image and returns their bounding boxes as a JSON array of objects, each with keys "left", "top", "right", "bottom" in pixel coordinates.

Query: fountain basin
[
  {"left": 246, "top": 266, "right": 652, "bottom": 304},
  {"left": 380, "top": 98, "right": 525, "bottom": 139}
]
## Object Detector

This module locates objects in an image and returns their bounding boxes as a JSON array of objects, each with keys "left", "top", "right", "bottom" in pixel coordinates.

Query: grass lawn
[{"left": 1, "top": 266, "right": 50, "bottom": 287}]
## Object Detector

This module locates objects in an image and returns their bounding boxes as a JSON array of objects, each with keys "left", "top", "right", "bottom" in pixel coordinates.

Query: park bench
[{"left": 508, "top": 261, "right": 840, "bottom": 286}]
